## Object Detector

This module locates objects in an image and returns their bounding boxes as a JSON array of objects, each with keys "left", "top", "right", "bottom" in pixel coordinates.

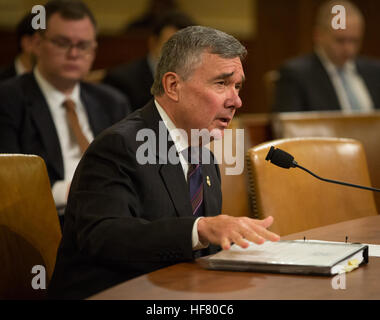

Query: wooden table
[{"left": 89, "top": 215, "right": 380, "bottom": 300}]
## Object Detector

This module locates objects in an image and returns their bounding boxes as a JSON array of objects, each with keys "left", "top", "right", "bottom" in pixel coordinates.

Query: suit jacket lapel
[
  {"left": 141, "top": 101, "right": 193, "bottom": 217},
  {"left": 26, "top": 74, "right": 64, "bottom": 179},
  {"left": 312, "top": 53, "right": 341, "bottom": 110},
  {"left": 81, "top": 84, "right": 104, "bottom": 136},
  {"left": 201, "top": 158, "right": 221, "bottom": 218},
  {"left": 159, "top": 164, "right": 193, "bottom": 217},
  {"left": 140, "top": 101, "right": 222, "bottom": 218}
]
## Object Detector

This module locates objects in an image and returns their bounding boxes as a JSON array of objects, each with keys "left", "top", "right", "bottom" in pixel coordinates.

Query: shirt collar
[
  {"left": 14, "top": 56, "right": 27, "bottom": 75},
  {"left": 315, "top": 47, "right": 356, "bottom": 74},
  {"left": 154, "top": 99, "right": 189, "bottom": 154},
  {"left": 34, "top": 66, "right": 81, "bottom": 107}
]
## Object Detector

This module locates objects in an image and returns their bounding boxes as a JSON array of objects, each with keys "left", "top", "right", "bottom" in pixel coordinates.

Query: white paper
[
  {"left": 295, "top": 239, "right": 380, "bottom": 257},
  {"left": 330, "top": 251, "right": 363, "bottom": 274},
  {"left": 209, "top": 240, "right": 365, "bottom": 268},
  {"left": 364, "top": 244, "right": 380, "bottom": 257}
]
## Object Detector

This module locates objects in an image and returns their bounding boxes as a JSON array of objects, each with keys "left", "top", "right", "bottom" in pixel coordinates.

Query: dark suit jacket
[
  {"left": 0, "top": 63, "right": 17, "bottom": 82},
  {"left": 103, "top": 56, "right": 154, "bottom": 111},
  {"left": 0, "top": 72, "right": 131, "bottom": 187},
  {"left": 273, "top": 53, "right": 380, "bottom": 112},
  {"left": 48, "top": 100, "right": 222, "bottom": 299}
]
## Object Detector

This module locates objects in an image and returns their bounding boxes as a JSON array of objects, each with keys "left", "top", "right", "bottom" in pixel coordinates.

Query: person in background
[
  {"left": 48, "top": 25, "right": 280, "bottom": 299},
  {"left": 0, "top": 12, "right": 37, "bottom": 82},
  {"left": 125, "top": 0, "right": 179, "bottom": 35},
  {"left": 0, "top": 0, "right": 131, "bottom": 226},
  {"left": 273, "top": 0, "right": 380, "bottom": 113},
  {"left": 103, "top": 10, "right": 195, "bottom": 111}
]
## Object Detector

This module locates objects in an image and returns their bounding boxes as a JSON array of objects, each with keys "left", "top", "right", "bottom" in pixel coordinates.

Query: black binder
[{"left": 198, "top": 240, "right": 369, "bottom": 276}]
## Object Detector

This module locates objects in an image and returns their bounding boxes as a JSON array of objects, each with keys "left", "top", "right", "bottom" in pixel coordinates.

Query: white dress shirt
[
  {"left": 14, "top": 56, "right": 27, "bottom": 75},
  {"left": 316, "top": 48, "right": 374, "bottom": 113},
  {"left": 34, "top": 67, "right": 94, "bottom": 208},
  {"left": 155, "top": 100, "right": 208, "bottom": 251}
]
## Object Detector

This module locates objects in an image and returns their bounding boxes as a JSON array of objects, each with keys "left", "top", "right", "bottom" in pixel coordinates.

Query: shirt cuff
[
  {"left": 52, "top": 180, "right": 70, "bottom": 209},
  {"left": 192, "top": 217, "right": 209, "bottom": 250}
]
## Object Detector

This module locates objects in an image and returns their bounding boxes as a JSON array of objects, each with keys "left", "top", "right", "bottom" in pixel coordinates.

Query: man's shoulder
[
  {"left": 0, "top": 63, "right": 16, "bottom": 82},
  {"left": 108, "top": 57, "right": 149, "bottom": 77},
  {"left": 0, "top": 72, "right": 34, "bottom": 89},
  {"left": 89, "top": 107, "right": 151, "bottom": 156},
  {"left": 0, "top": 73, "right": 45, "bottom": 122},
  {"left": 81, "top": 81, "right": 128, "bottom": 103},
  {"left": 100, "top": 101, "right": 154, "bottom": 134},
  {"left": 280, "top": 53, "right": 320, "bottom": 73},
  {"left": 0, "top": 72, "right": 38, "bottom": 103},
  {"left": 356, "top": 56, "right": 380, "bottom": 71}
]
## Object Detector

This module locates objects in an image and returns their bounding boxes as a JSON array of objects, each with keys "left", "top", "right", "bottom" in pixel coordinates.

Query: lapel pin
[{"left": 206, "top": 176, "right": 211, "bottom": 187}]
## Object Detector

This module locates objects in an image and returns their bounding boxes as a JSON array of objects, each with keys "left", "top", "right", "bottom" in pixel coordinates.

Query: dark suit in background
[
  {"left": 0, "top": 72, "right": 131, "bottom": 187},
  {"left": 0, "top": 64, "right": 17, "bottom": 82},
  {"left": 48, "top": 101, "right": 222, "bottom": 299},
  {"left": 0, "top": 12, "right": 38, "bottom": 83},
  {"left": 103, "top": 57, "right": 154, "bottom": 111},
  {"left": 273, "top": 53, "right": 380, "bottom": 112}
]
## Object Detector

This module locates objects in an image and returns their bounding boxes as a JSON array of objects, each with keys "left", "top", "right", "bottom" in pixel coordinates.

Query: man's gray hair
[{"left": 151, "top": 26, "right": 247, "bottom": 96}]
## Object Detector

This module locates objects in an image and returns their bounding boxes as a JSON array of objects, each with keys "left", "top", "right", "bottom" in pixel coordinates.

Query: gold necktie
[{"left": 62, "top": 99, "right": 90, "bottom": 154}]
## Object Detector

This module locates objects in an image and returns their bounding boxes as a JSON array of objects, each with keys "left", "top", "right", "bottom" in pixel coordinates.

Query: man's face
[
  {"left": 34, "top": 13, "right": 96, "bottom": 87},
  {"left": 175, "top": 52, "right": 245, "bottom": 140},
  {"left": 316, "top": 14, "right": 363, "bottom": 67}
]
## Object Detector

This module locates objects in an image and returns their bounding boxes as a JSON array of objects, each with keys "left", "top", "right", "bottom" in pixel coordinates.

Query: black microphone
[{"left": 265, "top": 146, "right": 380, "bottom": 193}]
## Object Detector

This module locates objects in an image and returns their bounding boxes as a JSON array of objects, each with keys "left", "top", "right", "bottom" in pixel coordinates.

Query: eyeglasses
[{"left": 42, "top": 34, "right": 97, "bottom": 56}]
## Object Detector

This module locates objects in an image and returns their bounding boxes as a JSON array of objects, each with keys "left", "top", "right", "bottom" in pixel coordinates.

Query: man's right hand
[{"left": 197, "top": 215, "right": 280, "bottom": 250}]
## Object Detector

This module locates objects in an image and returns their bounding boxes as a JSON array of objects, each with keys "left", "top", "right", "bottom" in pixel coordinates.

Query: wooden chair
[
  {"left": 263, "top": 70, "right": 279, "bottom": 111},
  {"left": 271, "top": 110, "right": 380, "bottom": 211},
  {"left": 0, "top": 154, "right": 62, "bottom": 299},
  {"left": 207, "top": 118, "right": 251, "bottom": 217},
  {"left": 247, "top": 137, "right": 378, "bottom": 236},
  {"left": 208, "top": 114, "right": 273, "bottom": 217}
]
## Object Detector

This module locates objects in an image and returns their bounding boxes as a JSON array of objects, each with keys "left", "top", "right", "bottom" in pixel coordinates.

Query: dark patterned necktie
[{"left": 185, "top": 147, "right": 204, "bottom": 217}]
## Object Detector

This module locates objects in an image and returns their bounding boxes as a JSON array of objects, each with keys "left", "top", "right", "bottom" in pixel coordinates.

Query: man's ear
[{"left": 162, "top": 72, "right": 180, "bottom": 102}]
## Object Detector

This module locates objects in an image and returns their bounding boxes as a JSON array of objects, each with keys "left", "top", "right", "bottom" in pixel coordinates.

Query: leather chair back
[
  {"left": 0, "top": 155, "right": 62, "bottom": 299},
  {"left": 272, "top": 111, "right": 380, "bottom": 211},
  {"left": 208, "top": 118, "right": 251, "bottom": 217},
  {"left": 247, "top": 137, "right": 378, "bottom": 236}
]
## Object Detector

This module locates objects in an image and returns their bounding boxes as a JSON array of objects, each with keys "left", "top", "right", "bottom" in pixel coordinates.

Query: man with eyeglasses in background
[{"left": 0, "top": 0, "right": 131, "bottom": 227}]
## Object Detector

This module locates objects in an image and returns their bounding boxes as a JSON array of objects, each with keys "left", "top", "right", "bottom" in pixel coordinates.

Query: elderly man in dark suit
[
  {"left": 0, "top": 0, "right": 131, "bottom": 215},
  {"left": 48, "top": 26, "right": 280, "bottom": 299},
  {"left": 273, "top": 0, "right": 380, "bottom": 113}
]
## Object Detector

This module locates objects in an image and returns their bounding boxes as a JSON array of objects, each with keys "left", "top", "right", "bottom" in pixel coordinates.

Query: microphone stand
[
  {"left": 294, "top": 162, "right": 380, "bottom": 193},
  {"left": 266, "top": 146, "right": 380, "bottom": 193}
]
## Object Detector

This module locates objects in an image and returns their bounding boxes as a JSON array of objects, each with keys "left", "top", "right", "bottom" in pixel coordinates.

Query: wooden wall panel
[{"left": 1, "top": 0, "right": 380, "bottom": 114}]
